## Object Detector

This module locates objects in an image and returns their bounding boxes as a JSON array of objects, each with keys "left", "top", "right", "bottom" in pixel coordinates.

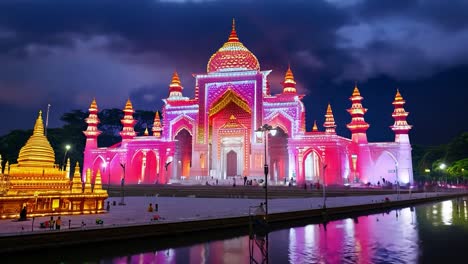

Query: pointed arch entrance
[
  {"left": 175, "top": 129, "right": 192, "bottom": 178},
  {"left": 304, "top": 150, "right": 321, "bottom": 183},
  {"left": 226, "top": 150, "right": 238, "bottom": 177}
]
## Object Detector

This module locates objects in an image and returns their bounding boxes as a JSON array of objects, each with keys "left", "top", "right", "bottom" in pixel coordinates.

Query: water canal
[{"left": 9, "top": 197, "right": 468, "bottom": 264}]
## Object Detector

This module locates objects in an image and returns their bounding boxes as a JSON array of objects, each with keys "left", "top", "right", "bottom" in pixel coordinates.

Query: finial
[
  {"left": 312, "top": 120, "right": 318, "bottom": 132},
  {"left": 38, "top": 110, "right": 42, "bottom": 116},
  {"left": 228, "top": 18, "right": 239, "bottom": 42}
]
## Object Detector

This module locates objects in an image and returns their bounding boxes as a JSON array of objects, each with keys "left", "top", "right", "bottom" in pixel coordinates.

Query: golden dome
[
  {"left": 17, "top": 110, "right": 56, "bottom": 168},
  {"left": 207, "top": 19, "right": 260, "bottom": 73}
]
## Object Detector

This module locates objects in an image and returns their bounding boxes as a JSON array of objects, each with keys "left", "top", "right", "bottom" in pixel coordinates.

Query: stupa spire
[
  {"left": 323, "top": 103, "right": 337, "bottom": 134},
  {"left": 346, "top": 84, "right": 369, "bottom": 143},
  {"left": 17, "top": 110, "right": 56, "bottom": 168},
  {"left": 120, "top": 99, "right": 137, "bottom": 140},
  {"left": 93, "top": 169, "right": 103, "bottom": 192},
  {"left": 83, "top": 98, "right": 102, "bottom": 149},
  {"left": 312, "top": 120, "right": 319, "bottom": 132},
  {"left": 84, "top": 168, "right": 92, "bottom": 193},
  {"left": 167, "top": 71, "right": 185, "bottom": 100},
  {"left": 65, "top": 158, "right": 71, "bottom": 179},
  {"left": 72, "top": 162, "right": 83, "bottom": 193},
  {"left": 152, "top": 111, "right": 163, "bottom": 138},
  {"left": 228, "top": 18, "right": 239, "bottom": 42},
  {"left": 391, "top": 89, "right": 412, "bottom": 143},
  {"left": 282, "top": 65, "right": 297, "bottom": 94}
]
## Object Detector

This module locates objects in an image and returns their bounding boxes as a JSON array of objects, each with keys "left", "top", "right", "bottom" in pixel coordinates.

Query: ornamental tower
[
  {"left": 167, "top": 71, "right": 185, "bottom": 100},
  {"left": 152, "top": 111, "right": 163, "bottom": 138},
  {"left": 323, "top": 103, "right": 337, "bottom": 134},
  {"left": 83, "top": 99, "right": 101, "bottom": 149},
  {"left": 346, "top": 84, "right": 370, "bottom": 143},
  {"left": 282, "top": 65, "right": 297, "bottom": 94},
  {"left": 72, "top": 162, "right": 83, "bottom": 193},
  {"left": 120, "top": 99, "right": 136, "bottom": 141},
  {"left": 312, "top": 120, "right": 319, "bottom": 132},
  {"left": 391, "top": 89, "right": 412, "bottom": 143}
]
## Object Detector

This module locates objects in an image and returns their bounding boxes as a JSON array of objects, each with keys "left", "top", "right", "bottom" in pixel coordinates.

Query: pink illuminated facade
[{"left": 82, "top": 20, "right": 413, "bottom": 186}]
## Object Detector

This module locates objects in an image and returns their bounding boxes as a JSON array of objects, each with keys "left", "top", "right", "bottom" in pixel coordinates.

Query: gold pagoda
[{"left": 0, "top": 111, "right": 108, "bottom": 219}]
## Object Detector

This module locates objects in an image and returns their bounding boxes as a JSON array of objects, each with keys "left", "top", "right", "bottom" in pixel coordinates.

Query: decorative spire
[
  {"left": 72, "top": 162, "right": 83, "bottom": 193},
  {"left": 143, "top": 128, "right": 149, "bottom": 136},
  {"left": 323, "top": 103, "right": 337, "bottom": 134},
  {"left": 65, "top": 158, "right": 71, "bottom": 179},
  {"left": 391, "top": 89, "right": 412, "bottom": 138},
  {"left": 93, "top": 169, "right": 103, "bottom": 193},
  {"left": 312, "top": 120, "right": 318, "bottom": 132},
  {"left": 120, "top": 99, "right": 137, "bottom": 140},
  {"left": 83, "top": 98, "right": 102, "bottom": 140},
  {"left": 17, "top": 110, "right": 56, "bottom": 168},
  {"left": 84, "top": 168, "right": 92, "bottom": 193},
  {"left": 152, "top": 111, "right": 163, "bottom": 138},
  {"left": 167, "top": 71, "right": 185, "bottom": 100},
  {"left": 282, "top": 65, "right": 297, "bottom": 94},
  {"left": 346, "top": 84, "right": 369, "bottom": 142},
  {"left": 228, "top": 18, "right": 239, "bottom": 42}
]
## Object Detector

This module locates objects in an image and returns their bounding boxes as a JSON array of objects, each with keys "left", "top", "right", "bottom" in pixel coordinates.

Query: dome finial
[{"left": 228, "top": 18, "right": 239, "bottom": 42}]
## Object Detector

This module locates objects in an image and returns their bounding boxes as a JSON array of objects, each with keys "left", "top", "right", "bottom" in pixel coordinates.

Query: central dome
[{"left": 207, "top": 20, "right": 260, "bottom": 73}]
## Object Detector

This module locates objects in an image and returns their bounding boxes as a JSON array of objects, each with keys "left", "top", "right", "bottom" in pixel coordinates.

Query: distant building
[
  {"left": 0, "top": 111, "right": 107, "bottom": 219},
  {"left": 82, "top": 20, "right": 413, "bottom": 186}
]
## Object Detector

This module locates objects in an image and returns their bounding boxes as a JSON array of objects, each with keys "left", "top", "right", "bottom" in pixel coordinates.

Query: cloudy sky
[{"left": 0, "top": 0, "right": 467, "bottom": 145}]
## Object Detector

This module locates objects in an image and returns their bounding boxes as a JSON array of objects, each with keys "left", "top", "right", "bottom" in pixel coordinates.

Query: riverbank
[{"left": 0, "top": 191, "right": 466, "bottom": 254}]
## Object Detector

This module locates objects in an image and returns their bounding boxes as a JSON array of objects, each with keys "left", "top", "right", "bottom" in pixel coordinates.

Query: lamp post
[
  {"left": 62, "top": 145, "right": 71, "bottom": 171},
  {"left": 119, "top": 162, "right": 126, "bottom": 205},
  {"left": 439, "top": 163, "right": 446, "bottom": 188},
  {"left": 102, "top": 161, "right": 108, "bottom": 189},
  {"left": 322, "top": 164, "right": 327, "bottom": 208},
  {"left": 255, "top": 124, "right": 277, "bottom": 220}
]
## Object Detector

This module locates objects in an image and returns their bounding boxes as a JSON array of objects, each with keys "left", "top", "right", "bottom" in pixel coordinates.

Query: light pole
[
  {"left": 395, "top": 162, "right": 400, "bottom": 200},
  {"left": 255, "top": 124, "right": 277, "bottom": 220},
  {"left": 62, "top": 145, "right": 71, "bottom": 171},
  {"left": 119, "top": 162, "right": 126, "bottom": 205},
  {"left": 322, "top": 164, "right": 327, "bottom": 208},
  {"left": 102, "top": 161, "right": 108, "bottom": 189},
  {"left": 439, "top": 163, "right": 446, "bottom": 188}
]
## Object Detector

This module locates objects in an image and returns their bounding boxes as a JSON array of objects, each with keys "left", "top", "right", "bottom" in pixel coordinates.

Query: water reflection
[{"left": 13, "top": 197, "right": 468, "bottom": 263}]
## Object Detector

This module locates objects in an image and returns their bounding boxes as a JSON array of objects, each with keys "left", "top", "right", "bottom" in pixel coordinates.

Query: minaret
[
  {"left": 312, "top": 120, "right": 319, "bottom": 132},
  {"left": 152, "top": 111, "right": 163, "bottom": 138},
  {"left": 391, "top": 89, "right": 412, "bottom": 143},
  {"left": 346, "top": 84, "right": 370, "bottom": 143},
  {"left": 83, "top": 99, "right": 101, "bottom": 149},
  {"left": 72, "top": 162, "right": 83, "bottom": 193},
  {"left": 323, "top": 103, "right": 337, "bottom": 134},
  {"left": 282, "top": 65, "right": 297, "bottom": 94},
  {"left": 167, "top": 71, "right": 184, "bottom": 100},
  {"left": 120, "top": 99, "right": 137, "bottom": 141}
]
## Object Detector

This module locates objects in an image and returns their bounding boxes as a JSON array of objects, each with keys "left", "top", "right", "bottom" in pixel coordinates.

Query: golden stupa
[{"left": 0, "top": 111, "right": 108, "bottom": 219}]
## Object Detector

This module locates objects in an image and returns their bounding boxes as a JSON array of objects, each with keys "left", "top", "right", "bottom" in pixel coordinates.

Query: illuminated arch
[{"left": 209, "top": 88, "right": 251, "bottom": 117}]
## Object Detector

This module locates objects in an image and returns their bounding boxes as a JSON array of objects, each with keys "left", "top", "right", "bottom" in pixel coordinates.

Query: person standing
[
  {"left": 56, "top": 216, "right": 62, "bottom": 230},
  {"left": 49, "top": 216, "right": 55, "bottom": 230}
]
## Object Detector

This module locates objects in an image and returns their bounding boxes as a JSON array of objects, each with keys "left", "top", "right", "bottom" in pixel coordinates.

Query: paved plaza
[{"left": 1, "top": 191, "right": 462, "bottom": 237}]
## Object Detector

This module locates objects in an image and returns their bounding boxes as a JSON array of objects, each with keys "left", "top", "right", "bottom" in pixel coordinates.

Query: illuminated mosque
[
  {"left": 82, "top": 20, "right": 413, "bottom": 186},
  {"left": 0, "top": 111, "right": 107, "bottom": 219}
]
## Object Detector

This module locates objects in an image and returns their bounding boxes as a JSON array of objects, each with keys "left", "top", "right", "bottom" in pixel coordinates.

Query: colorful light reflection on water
[{"left": 13, "top": 197, "right": 468, "bottom": 264}]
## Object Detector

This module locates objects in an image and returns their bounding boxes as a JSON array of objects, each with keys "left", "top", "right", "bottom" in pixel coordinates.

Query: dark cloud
[{"left": 0, "top": 0, "right": 467, "bottom": 144}]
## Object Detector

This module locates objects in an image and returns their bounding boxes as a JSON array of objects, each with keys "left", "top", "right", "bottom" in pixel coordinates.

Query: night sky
[{"left": 0, "top": 0, "right": 467, "bottom": 145}]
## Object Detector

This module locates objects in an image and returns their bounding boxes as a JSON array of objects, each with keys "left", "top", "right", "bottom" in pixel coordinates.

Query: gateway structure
[{"left": 82, "top": 21, "right": 413, "bottom": 186}]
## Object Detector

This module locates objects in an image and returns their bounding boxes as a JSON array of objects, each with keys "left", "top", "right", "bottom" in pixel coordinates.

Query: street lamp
[
  {"left": 62, "top": 145, "right": 71, "bottom": 170},
  {"left": 119, "top": 162, "right": 126, "bottom": 205},
  {"left": 439, "top": 163, "right": 447, "bottom": 187},
  {"left": 106, "top": 157, "right": 111, "bottom": 190},
  {"left": 255, "top": 124, "right": 277, "bottom": 220}
]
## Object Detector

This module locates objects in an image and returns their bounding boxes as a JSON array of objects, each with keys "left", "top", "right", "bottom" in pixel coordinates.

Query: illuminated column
[
  {"left": 140, "top": 150, "right": 147, "bottom": 184},
  {"left": 65, "top": 158, "right": 71, "bottom": 179}
]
